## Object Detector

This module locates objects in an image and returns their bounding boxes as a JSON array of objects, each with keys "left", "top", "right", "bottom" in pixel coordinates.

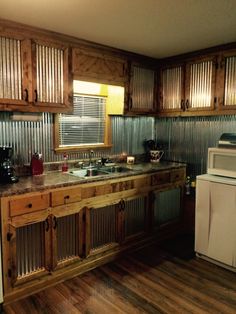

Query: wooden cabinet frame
[
  {"left": 1, "top": 167, "right": 185, "bottom": 302},
  {"left": 0, "top": 28, "right": 73, "bottom": 113}
]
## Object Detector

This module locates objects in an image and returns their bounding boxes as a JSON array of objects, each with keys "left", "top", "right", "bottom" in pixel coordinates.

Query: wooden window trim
[{"left": 53, "top": 102, "right": 112, "bottom": 154}]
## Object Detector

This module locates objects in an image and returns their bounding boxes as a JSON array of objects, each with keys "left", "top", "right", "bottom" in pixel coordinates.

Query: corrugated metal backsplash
[
  {"left": 0, "top": 112, "right": 154, "bottom": 165},
  {"left": 1, "top": 111, "right": 236, "bottom": 177},
  {"left": 155, "top": 115, "right": 236, "bottom": 177}
]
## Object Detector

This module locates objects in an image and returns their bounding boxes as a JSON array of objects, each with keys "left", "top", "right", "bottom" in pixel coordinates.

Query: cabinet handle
[
  {"left": 64, "top": 195, "right": 70, "bottom": 200},
  {"left": 24, "top": 89, "right": 29, "bottom": 102},
  {"left": 53, "top": 216, "right": 57, "bottom": 229},
  {"left": 181, "top": 99, "right": 185, "bottom": 110},
  {"left": 129, "top": 96, "right": 133, "bottom": 109},
  {"left": 45, "top": 218, "right": 50, "bottom": 232},
  {"left": 185, "top": 99, "right": 189, "bottom": 110},
  {"left": 119, "top": 199, "right": 125, "bottom": 211},
  {"left": 34, "top": 90, "right": 38, "bottom": 102},
  {"left": 28, "top": 203, "right": 32, "bottom": 208}
]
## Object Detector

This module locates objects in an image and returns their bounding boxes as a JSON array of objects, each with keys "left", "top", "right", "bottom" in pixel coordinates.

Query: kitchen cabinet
[
  {"left": 72, "top": 47, "right": 128, "bottom": 86},
  {"left": 0, "top": 33, "right": 72, "bottom": 113},
  {"left": 217, "top": 49, "right": 236, "bottom": 111},
  {"left": 151, "top": 169, "right": 184, "bottom": 229},
  {"left": 1, "top": 166, "right": 185, "bottom": 302},
  {"left": 128, "top": 64, "right": 156, "bottom": 114},
  {"left": 1, "top": 192, "right": 51, "bottom": 290},
  {"left": 158, "top": 56, "right": 217, "bottom": 115},
  {"left": 152, "top": 187, "right": 182, "bottom": 228}
]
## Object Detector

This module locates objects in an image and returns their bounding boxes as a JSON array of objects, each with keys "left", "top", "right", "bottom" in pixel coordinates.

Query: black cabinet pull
[
  {"left": 129, "top": 96, "right": 133, "bottom": 109},
  {"left": 180, "top": 99, "right": 185, "bottom": 110},
  {"left": 28, "top": 203, "right": 32, "bottom": 208},
  {"left": 45, "top": 218, "right": 50, "bottom": 232},
  {"left": 64, "top": 195, "right": 70, "bottom": 200},
  {"left": 53, "top": 216, "right": 57, "bottom": 229},
  {"left": 34, "top": 90, "right": 38, "bottom": 102},
  {"left": 24, "top": 89, "right": 29, "bottom": 102},
  {"left": 185, "top": 99, "right": 189, "bottom": 110}
]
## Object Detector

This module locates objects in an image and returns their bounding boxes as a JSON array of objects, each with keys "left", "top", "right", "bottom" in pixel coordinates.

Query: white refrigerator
[{"left": 195, "top": 174, "right": 236, "bottom": 271}]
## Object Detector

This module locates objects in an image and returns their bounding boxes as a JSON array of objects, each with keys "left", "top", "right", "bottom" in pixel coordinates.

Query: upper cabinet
[
  {"left": 72, "top": 47, "right": 128, "bottom": 85},
  {"left": 158, "top": 56, "right": 217, "bottom": 115},
  {"left": 0, "top": 32, "right": 72, "bottom": 113},
  {"left": 32, "top": 40, "right": 72, "bottom": 113},
  {"left": 217, "top": 50, "right": 236, "bottom": 111},
  {"left": 128, "top": 64, "right": 156, "bottom": 114}
]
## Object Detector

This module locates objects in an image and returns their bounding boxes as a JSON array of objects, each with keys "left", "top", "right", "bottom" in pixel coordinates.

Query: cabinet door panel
[
  {"left": 72, "top": 48, "right": 127, "bottom": 85},
  {"left": 223, "top": 53, "right": 236, "bottom": 108},
  {"left": 129, "top": 66, "right": 155, "bottom": 112},
  {"left": 153, "top": 187, "right": 181, "bottom": 227},
  {"left": 124, "top": 196, "right": 147, "bottom": 239},
  {"left": 90, "top": 204, "right": 118, "bottom": 251},
  {"left": 0, "top": 36, "right": 30, "bottom": 107},
  {"left": 34, "top": 43, "right": 64, "bottom": 104},
  {"left": 159, "top": 66, "right": 184, "bottom": 111},
  {"left": 9, "top": 220, "right": 50, "bottom": 287},
  {"left": 56, "top": 213, "right": 81, "bottom": 263},
  {"left": 185, "top": 58, "right": 216, "bottom": 110}
]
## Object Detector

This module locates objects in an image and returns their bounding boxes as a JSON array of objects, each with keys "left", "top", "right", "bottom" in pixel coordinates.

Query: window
[
  {"left": 54, "top": 80, "right": 124, "bottom": 153},
  {"left": 54, "top": 94, "right": 111, "bottom": 152}
]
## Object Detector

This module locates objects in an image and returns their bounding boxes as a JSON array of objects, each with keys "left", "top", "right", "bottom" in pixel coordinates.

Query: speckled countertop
[{"left": 0, "top": 161, "right": 186, "bottom": 197}]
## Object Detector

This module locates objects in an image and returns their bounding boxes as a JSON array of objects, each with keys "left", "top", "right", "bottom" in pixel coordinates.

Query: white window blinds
[{"left": 59, "top": 94, "right": 106, "bottom": 147}]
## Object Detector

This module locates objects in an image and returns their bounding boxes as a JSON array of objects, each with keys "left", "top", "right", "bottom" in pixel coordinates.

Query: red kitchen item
[{"left": 30, "top": 153, "right": 44, "bottom": 175}]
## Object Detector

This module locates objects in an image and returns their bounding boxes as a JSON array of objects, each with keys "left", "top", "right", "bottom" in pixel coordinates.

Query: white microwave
[{"left": 207, "top": 147, "right": 236, "bottom": 178}]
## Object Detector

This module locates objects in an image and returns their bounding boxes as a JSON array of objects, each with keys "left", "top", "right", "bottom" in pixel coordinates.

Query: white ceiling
[{"left": 1, "top": 0, "right": 236, "bottom": 58}]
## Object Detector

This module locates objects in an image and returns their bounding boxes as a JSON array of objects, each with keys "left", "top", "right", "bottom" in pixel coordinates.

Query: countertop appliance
[
  {"left": 0, "top": 146, "right": 18, "bottom": 184},
  {"left": 195, "top": 133, "right": 236, "bottom": 272}
]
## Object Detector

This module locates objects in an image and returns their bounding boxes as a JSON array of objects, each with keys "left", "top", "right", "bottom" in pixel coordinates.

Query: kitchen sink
[
  {"left": 68, "top": 165, "right": 133, "bottom": 178},
  {"left": 100, "top": 165, "right": 133, "bottom": 173},
  {"left": 68, "top": 168, "right": 109, "bottom": 178}
]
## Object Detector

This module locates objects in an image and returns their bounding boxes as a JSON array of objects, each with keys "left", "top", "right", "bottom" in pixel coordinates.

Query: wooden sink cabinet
[{"left": 0, "top": 167, "right": 185, "bottom": 303}]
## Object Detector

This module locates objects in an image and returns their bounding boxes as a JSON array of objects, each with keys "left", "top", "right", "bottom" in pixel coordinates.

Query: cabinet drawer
[
  {"left": 9, "top": 192, "right": 50, "bottom": 217},
  {"left": 51, "top": 186, "right": 82, "bottom": 207},
  {"left": 81, "top": 183, "right": 112, "bottom": 199},
  {"left": 170, "top": 169, "right": 185, "bottom": 182},
  {"left": 151, "top": 172, "right": 170, "bottom": 186}
]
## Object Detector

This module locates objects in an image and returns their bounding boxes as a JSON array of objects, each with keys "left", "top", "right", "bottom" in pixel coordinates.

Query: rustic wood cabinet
[
  {"left": 1, "top": 167, "right": 185, "bottom": 303},
  {"left": 0, "top": 32, "right": 72, "bottom": 113},
  {"left": 158, "top": 56, "right": 217, "bottom": 115},
  {"left": 72, "top": 47, "right": 128, "bottom": 86},
  {"left": 217, "top": 49, "right": 236, "bottom": 111},
  {"left": 128, "top": 64, "right": 156, "bottom": 113}
]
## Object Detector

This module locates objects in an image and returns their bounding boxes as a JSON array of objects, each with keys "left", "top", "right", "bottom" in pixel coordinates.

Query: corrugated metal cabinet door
[
  {"left": 0, "top": 36, "right": 32, "bottom": 108},
  {"left": 217, "top": 50, "right": 236, "bottom": 110},
  {"left": 7, "top": 218, "right": 51, "bottom": 288},
  {"left": 129, "top": 65, "right": 156, "bottom": 113}
]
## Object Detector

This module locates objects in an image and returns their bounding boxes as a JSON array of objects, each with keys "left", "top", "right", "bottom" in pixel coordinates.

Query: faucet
[{"left": 88, "top": 150, "right": 94, "bottom": 167}]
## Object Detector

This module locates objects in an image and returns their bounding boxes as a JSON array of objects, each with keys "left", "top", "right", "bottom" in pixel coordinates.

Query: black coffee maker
[{"left": 0, "top": 146, "right": 18, "bottom": 183}]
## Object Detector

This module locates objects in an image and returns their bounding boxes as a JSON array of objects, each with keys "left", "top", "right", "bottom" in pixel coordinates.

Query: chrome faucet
[{"left": 89, "top": 150, "right": 94, "bottom": 167}]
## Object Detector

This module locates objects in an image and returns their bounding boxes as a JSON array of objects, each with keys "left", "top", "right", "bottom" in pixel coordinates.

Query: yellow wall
[{"left": 73, "top": 80, "right": 124, "bottom": 115}]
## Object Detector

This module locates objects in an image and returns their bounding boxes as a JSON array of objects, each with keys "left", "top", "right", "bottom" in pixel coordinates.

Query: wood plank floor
[{"left": 4, "top": 234, "right": 236, "bottom": 314}]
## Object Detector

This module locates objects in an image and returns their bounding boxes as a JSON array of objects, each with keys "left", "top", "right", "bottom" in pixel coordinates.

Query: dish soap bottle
[{"left": 62, "top": 153, "right": 68, "bottom": 172}]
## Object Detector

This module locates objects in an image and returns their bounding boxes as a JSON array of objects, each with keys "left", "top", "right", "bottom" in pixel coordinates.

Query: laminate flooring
[{"left": 4, "top": 234, "right": 236, "bottom": 314}]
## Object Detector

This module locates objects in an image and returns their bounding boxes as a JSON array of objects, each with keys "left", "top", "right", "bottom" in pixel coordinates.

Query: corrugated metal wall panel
[
  {"left": 1, "top": 110, "right": 236, "bottom": 177},
  {"left": 155, "top": 115, "right": 236, "bottom": 177}
]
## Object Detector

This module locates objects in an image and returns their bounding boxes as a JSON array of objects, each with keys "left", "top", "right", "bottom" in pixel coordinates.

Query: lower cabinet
[
  {"left": 1, "top": 167, "right": 185, "bottom": 302},
  {"left": 89, "top": 203, "right": 119, "bottom": 253},
  {"left": 9, "top": 217, "right": 50, "bottom": 286},
  {"left": 152, "top": 187, "right": 182, "bottom": 228}
]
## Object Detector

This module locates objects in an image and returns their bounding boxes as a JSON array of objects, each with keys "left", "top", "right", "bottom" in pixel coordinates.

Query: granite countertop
[{"left": 0, "top": 161, "right": 186, "bottom": 197}]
